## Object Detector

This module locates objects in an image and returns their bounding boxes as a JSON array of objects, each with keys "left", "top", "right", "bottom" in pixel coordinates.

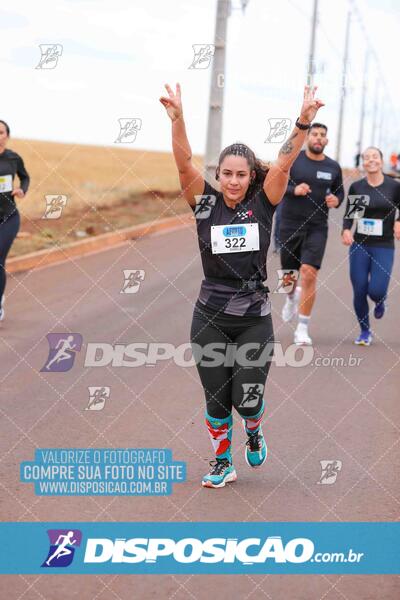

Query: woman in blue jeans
[
  {"left": 342, "top": 146, "right": 400, "bottom": 345},
  {"left": 0, "top": 120, "right": 30, "bottom": 320}
]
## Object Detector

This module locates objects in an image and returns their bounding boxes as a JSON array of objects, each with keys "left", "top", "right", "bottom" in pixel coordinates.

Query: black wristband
[{"left": 295, "top": 117, "right": 311, "bottom": 130}]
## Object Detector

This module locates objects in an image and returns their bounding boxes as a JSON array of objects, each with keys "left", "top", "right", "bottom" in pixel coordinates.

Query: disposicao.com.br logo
[
  {"left": 82, "top": 536, "right": 362, "bottom": 565},
  {"left": 0, "top": 522, "right": 390, "bottom": 574},
  {"left": 84, "top": 536, "right": 312, "bottom": 564},
  {"left": 41, "top": 529, "right": 82, "bottom": 567}
]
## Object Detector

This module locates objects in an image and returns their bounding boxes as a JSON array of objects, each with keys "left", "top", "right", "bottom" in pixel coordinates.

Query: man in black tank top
[{"left": 160, "top": 82, "right": 325, "bottom": 488}]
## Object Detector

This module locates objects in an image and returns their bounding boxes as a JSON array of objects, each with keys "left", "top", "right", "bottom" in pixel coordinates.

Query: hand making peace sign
[
  {"left": 299, "top": 85, "right": 325, "bottom": 124},
  {"left": 159, "top": 83, "right": 183, "bottom": 122}
]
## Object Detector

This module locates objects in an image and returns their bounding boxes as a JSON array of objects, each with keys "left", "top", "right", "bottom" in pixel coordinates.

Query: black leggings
[
  {"left": 190, "top": 303, "right": 274, "bottom": 419},
  {"left": 0, "top": 211, "right": 20, "bottom": 299}
]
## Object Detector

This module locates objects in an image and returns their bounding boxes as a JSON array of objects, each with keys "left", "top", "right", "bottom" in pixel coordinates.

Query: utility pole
[
  {"left": 381, "top": 116, "right": 390, "bottom": 166},
  {"left": 371, "top": 79, "right": 379, "bottom": 146},
  {"left": 204, "top": 0, "right": 231, "bottom": 184},
  {"left": 307, "top": 0, "right": 319, "bottom": 86},
  {"left": 335, "top": 9, "right": 351, "bottom": 162},
  {"left": 377, "top": 99, "right": 385, "bottom": 148},
  {"left": 356, "top": 48, "right": 369, "bottom": 158}
]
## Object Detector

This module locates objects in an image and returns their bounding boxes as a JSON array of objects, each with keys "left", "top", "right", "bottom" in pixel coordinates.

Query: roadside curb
[{"left": 7, "top": 213, "right": 193, "bottom": 274}]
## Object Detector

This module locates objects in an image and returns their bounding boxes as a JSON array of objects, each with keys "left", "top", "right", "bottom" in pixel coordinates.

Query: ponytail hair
[{"left": 216, "top": 142, "right": 269, "bottom": 198}]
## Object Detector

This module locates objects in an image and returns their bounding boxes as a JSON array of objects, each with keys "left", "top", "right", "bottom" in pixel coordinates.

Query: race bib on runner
[
  {"left": 211, "top": 223, "right": 260, "bottom": 254},
  {"left": 316, "top": 171, "right": 332, "bottom": 181},
  {"left": 357, "top": 218, "right": 383, "bottom": 236},
  {"left": 0, "top": 174, "right": 12, "bottom": 193}
]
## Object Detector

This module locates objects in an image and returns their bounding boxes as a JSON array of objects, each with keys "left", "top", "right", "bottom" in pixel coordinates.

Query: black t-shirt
[
  {"left": 280, "top": 150, "right": 344, "bottom": 229},
  {"left": 191, "top": 180, "right": 276, "bottom": 317},
  {"left": 342, "top": 175, "right": 400, "bottom": 248},
  {"left": 0, "top": 149, "right": 30, "bottom": 221}
]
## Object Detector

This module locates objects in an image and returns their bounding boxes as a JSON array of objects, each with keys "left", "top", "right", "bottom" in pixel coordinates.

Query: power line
[
  {"left": 348, "top": 0, "right": 400, "bottom": 140},
  {"left": 335, "top": 8, "right": 352, "bottom": 162}
]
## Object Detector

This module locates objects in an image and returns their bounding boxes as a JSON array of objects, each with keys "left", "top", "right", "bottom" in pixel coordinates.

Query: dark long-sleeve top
[
  {"left": 0, "top": 148, "right": 30, "bottom": 220},
  {"left": 342, "top": 175, "right": 400, "bottom": 248}
]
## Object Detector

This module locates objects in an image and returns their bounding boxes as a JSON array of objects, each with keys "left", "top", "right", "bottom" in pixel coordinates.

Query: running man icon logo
[
  {"left": 239, "top": 383, "right": 265, "bottom": 408},
  {"left": 120, "top": 269, "right": 145, "bottom": 294},
  {"left": 115, "top": 118, "right": 142, "bottom": 143},
  {"left": 345, "top": 195, "right": 370, "bottom": 219},
  {"left": 42, "top": 195, "right": 68, "bottom": 219},
  {"left": 317, "top": 460, "right": 342, "bottom": 485},
  {"left": 265, "top": 118, "right": 292, "bottom": 144},
  {"left": 188, "top": 44, "right": 215, "bottom": 69},
  {"left": 41, "top": 333, "right": 83, "bottom": 372},
  {"left": 85, "top": 386, "right": 110, "bottom": 411},
  {"left": 36, "top": 44, "right": 63, "bottom": 69},
  {"left": 194, "top": 195, "right": 216, "bottom": 220},
  {"left": 274, "top": 269, "right": 299, "bottom": 294},
  {"left": 41, "top": 529, "right": 82, "bottom": 568}
]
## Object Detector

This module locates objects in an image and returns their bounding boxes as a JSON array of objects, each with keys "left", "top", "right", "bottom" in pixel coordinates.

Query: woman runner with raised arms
[{"left": 160, "top": 83, "right": 324, "bottom": 488}]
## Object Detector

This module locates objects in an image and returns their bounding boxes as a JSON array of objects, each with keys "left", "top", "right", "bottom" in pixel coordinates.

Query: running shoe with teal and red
[
  {"left": 202, "top": 458, "right": 237, "bottom": 488},
  {"left": 245, "top": 428, "right": 268, "bottom": 468}
]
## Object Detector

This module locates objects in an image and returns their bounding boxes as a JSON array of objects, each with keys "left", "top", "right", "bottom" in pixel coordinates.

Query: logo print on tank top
[
  {"left": 237, "top": 208, "right": 254, "bottom": 221},
  {"left": 194, "top": 194, "right": 216, "bottom": 220}
]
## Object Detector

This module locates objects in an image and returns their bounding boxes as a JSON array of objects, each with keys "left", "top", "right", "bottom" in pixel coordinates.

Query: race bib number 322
[
  {"left": 0, "top": 174, "right": 12, "bottom": 193},
  {"left": 211, "top": 223, "right": 260, "bottom": 254}
]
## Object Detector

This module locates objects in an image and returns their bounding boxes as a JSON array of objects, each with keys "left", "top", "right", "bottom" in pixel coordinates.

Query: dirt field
[
  {"left": 10, "top": 188, "right": 190, "bottom": 257},
  {"left": 9, "top": 139, "right": 195, "bottom": 256}
]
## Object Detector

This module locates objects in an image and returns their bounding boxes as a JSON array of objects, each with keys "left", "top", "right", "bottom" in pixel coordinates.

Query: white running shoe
[
  {"left": 281, "top": 286, "right": 301, "bottom": 323},
  {"left": 294, "top": 324, "right": 312, "bottom": 346}
]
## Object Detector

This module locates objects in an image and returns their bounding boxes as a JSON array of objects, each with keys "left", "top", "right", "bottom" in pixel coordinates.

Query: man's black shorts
[{"left": 279, "top": 225, "right": 328, "bottom": 270}]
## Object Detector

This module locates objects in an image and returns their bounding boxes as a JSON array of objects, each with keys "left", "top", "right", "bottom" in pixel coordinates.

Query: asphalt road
[{"left": 0, "top": 210, "right": 399, "bottom": 599}]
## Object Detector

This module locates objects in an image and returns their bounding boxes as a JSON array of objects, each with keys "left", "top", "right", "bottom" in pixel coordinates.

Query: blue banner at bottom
[{"left": 0, "top": 522, "right": 398, "bottom": 574}]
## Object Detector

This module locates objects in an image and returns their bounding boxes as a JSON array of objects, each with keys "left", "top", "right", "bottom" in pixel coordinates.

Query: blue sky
[{"left": 0, "top": 0, "right": 398, "bottom": 167}]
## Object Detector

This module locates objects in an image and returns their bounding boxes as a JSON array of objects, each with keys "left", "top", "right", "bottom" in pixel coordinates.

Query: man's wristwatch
[{"left": 295, "top": 117, "right": 311, "bottom": 130}]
